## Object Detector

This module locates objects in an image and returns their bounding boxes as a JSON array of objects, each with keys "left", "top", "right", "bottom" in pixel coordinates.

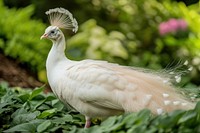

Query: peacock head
[
  {"left": 41, "top": 7, "right": 78, "bottom": 41},
  {"left": 41, "top": 26, "right": 62, "bottom": 41}
]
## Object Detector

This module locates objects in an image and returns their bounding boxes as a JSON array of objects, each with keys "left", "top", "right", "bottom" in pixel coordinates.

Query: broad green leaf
[
  {"left": 0, "top": 102, "right": 12, "bottom": 109},
  {"left": 32, "top": 99, "right": 47, "bottom": 110},
  {"left": 11, "top": 108, "right": 27, "bottom": 118},
  {"left": 18, "top": 93, "right": 30, "bottom": 102},
  {"left": 194, "top": 101, "right": 200, "bottom": 115},
  {"left": 52, "top": 99, "right": 65, "bottom": 111},
  {"left": 4, "top": 122, "right": 37, "bottom": 132},
  {"left": 100, "top": 116, "right": 117, "bottom": 130},
  {"left": 154, "top": 110, "right": 185, "bottom": 129},
  {"left": 178, "top": 111, "right": 197, "bottom": 124},
  {"left": 45, "top": 95, "right": 57, "bottom": 101},
  {"left": 84, "top": 126, "right": 103, "bottom": 133},
  {"left": 37, "top": 120, "right": 52, "bottom": 133},
  {"left": 1, "top": 89, "right": 15, "bottom": 103},
  {"left": 52, "top": 99, "right": 60, "bottom": 105},
  {"left": 67, "top": 125, "right": 80, "bottom": 133},
  {"left": 4, "top": 119, "right": 44, "bottom": 132},
  {"left": 37, "top": 104, "right": 51, "bottom": 110},
  {"left": 12, "top": 110, "right": 40, "bottom": 125},
  {"left": 137, "top": 109, "right": 151, "bottom": 122},
  {"left": 48, "top": 125, "right": 62, "bottom": 132},
  {"left": 32, "top": 94, "right": 46, "bottom": 100},
  {"left": 38, "top": 108, "right": 57, "bottom": 118},
  {"left": 52, "top": 114, "right": 73, "bottom": 124},
  {"left": 123, "top": 113, "right": 137, "bottom": 128},
  {"left": 29, "top": 87, "right": 45, "bottom": 100},
  {"left": 106, "top": 122, "right": 124, "bottom": 132}
]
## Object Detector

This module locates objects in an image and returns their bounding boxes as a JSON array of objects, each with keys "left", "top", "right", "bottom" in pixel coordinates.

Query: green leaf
[
  {"left": 45, "top": 94, "right": 57, "bottom": 101},
  {"left": 123, "top": 113, "right": 137, "bottom": 128},
  {"left": 4, "top": 119, "right": 44, "bottom": 132},
  {"left": 194, "top": 101, "right": 200, "bottom": 115},
  {"left": 37, "top": 120, "right": 52, "bottom": 133},
  {"left": 52, "top": 99, "right": 65, "bottom": 111},
  {"left": 1, "top": 89, "right": 15, "bottom": 103},
  {"left": 100, "top": 116, "right": 117, "bottom": 130},
  {"left": 48, "top": 125, "right": 62, "bottom": 132},
  {"left": 29, "top": 87, "right": 45, "bottom": 100},
  {"left": 38, "top": 108, "right": 57, "bottom": 119},
  {"left": 84, "top": 126, "right": 103, "bottom": 133},
  {"left": 11, "top": 108, "right": 27, "bottom": 118},
  {"left": 37, "top": 104, "right": 51, "bottom": 110},
  {"left": 52, "top": 99, "right": 60, "bottom": 105},
  {"left": 32, "top": 99, "right": 46, "bottom": 110},
  {"left": 178, "top": 111, "right": 197, "bottom": 124},
  {"left": 18, "top": 93, "right": 30, "bottom": 102},
  {"left": 137, "top": 109, "right": 151, "bottom": 122},
  {"left": 4, "top": 122, "right": 37, "bottom": 132},
  {"left": 0, "top": 102, "right": 12, "bottom": 110},
  {"left": 12, "top": 110, "right": 40, "bottom": 125},
  {"left": 52, "top": 114, "right": 73, "bottom": 124}
]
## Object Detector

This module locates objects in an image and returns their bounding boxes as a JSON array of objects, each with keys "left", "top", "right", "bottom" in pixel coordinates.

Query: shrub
[
  {"left": 67, "top": 0, "right": 200, "bottom": 85},
  {"left": 0, "top": 0, "right": 50, "bottom": 81},
  {"left": 0, "top": 83, "right": 200, "bottom": 132}
]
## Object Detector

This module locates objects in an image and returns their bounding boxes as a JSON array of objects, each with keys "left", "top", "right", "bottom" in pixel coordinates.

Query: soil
[{"left": 0, "top": 52, "right": 44, "bottom": 88}]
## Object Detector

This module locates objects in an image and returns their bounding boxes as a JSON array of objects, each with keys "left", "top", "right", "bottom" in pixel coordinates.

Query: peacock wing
[
  {"left": 64, "top": 60, "right": 136, "bottom": 111},
  {"left": 63, "top": 60, "right": 194, "bottom": 116}
]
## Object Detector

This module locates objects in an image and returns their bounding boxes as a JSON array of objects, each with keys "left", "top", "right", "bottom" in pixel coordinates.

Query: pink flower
[
  {"left": 168, "top": 18, "right": 179, "bottom": 32},
  {"left": 178, "top": 19, "right": 188, "bottom": 30},
  {"left": 158, "top": 18, "right": 188, "bottom": 36},
  {"left": 159, "top": 22, "right": 170, "bottom": 35}
]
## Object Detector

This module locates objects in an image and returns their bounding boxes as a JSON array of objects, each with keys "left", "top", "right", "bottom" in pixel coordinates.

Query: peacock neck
[
  {"left": 52, "top": 36, "right": 66, "bottom": 58},
  {"left": 46, "top": 35, "right": 68, "bottom": 72}
]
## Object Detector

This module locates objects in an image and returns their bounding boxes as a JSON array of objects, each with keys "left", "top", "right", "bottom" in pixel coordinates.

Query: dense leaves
[
  {"left": 0, "top": 0, "right": 50, "bottom": 82},
  {"left": 0, "top": 82, "right": 84, "bottom": 133},
  {"left": 0, "top": 83, "right": 200, "bottom": 133},
  {"left": 67, "top": 0, "right": 200, "bottom": 86}
]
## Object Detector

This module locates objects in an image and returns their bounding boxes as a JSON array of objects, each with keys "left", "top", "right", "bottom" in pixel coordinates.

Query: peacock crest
[{"left": 45, "top": 7, "right": 78, "bottom": 33}]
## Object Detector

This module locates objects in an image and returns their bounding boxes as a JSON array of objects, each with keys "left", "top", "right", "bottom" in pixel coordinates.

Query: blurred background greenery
[{"left": 0, "top": 0, "right": 200, "bottom": 87}]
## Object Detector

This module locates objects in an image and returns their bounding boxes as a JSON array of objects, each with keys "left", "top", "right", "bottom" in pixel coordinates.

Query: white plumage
[{"left": 41, "top": 8, "right": 195, "bottom": 128}]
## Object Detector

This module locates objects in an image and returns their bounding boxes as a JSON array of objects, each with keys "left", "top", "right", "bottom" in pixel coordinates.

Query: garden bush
[
  {"left": 67, "top": 0, "right": 200, "bottom": 85},
  {"left": 0, "top": 0, "right": 50, "bottom": 81},
  {"left": 0, "top": 83, "right": 200, "bottom": 133}
]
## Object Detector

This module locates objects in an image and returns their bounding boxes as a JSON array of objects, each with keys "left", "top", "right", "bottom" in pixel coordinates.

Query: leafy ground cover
[{"left": 0, "top": 82, "right": 200, "bottom": 133}]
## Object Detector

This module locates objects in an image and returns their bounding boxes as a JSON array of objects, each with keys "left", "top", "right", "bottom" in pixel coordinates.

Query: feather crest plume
[{"left": 45, "top": 7, "right": 78, "bottom": 33}]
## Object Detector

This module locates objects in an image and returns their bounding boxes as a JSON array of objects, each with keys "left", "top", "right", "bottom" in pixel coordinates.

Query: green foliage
[
  {"left": 0, "top": 0, "right": 50, "bottom": 81},
  {"left": 0, "top": 83, "right": 200, "bottom": 133},
  {"left": 67, "top": 0, "right": 200, "bottom": 85},
  {"left": 0, "top": 82, "right": 85, "bottom": 132},
  {"left": 67, "top": 19, "right": 129, "bottom": 62}
]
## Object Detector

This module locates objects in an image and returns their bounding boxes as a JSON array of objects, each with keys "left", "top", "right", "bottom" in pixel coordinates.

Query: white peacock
[{"left": 41, "top": 7, "right": 195, "bottom": 128}]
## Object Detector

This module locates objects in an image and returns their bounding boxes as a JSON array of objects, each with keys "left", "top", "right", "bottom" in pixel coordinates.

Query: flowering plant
[
  {"left": 156, "top": 18, "right": 190, "bottom": 48},
  {"left": 159, "top": 18, "right": 189, "bottom": 38}
]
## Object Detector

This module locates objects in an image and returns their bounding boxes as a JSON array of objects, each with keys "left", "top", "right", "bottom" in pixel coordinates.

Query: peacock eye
[{"left": 51, "top": 30, "right": 55, "bottom": 34}]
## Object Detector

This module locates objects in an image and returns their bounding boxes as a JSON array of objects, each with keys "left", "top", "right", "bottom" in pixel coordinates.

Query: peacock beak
[{"left": 40, "top": 33, "right": 48, "bottom": 40}]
